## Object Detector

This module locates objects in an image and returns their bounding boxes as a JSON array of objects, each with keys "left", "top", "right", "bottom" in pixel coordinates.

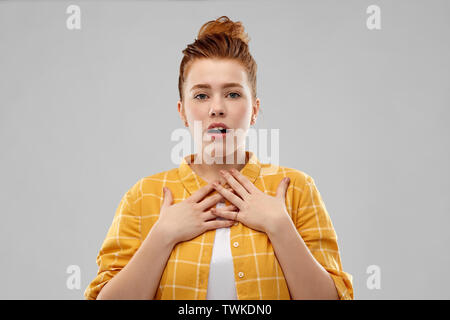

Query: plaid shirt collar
[{"left": 177, "top": 150, "right": 261, "bottom": 196}]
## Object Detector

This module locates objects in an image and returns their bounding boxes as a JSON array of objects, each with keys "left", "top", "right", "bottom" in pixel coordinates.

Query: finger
[
  {"left": 212, "top": 182, "right": 244, "bottom": 209},
  {"left": 203, "top": 219, "right": 235, "bottom": 231},
  {"left": 162, "top": 187, "right": 173, "bottom": 207},
  {"left": 204, "top": 205, "right": 237, "bottom": 221},
  {"left": 216, "top": 204, "right": 238, "bottom": 211},
  {"left": 203, "top": 207, "right": 237, "bottom": 222},
  {"left": 220, "top": 170, "right": 250, "bottom": 201},
  {"left": 276, "top": 177, "right": 290, "bottom": 199},
  {"left": 211, "top": 208, "right": 240, "bottom": 222},
  {"left": 202, "top": 209, "right": 219, "bottom": 221},
  {"left": 197, "top": 192, "right": 225, "bottom": 211},
  {"left": 229, "top": 168, "right": 260, "bottom": 194},
  {"left": 188, "top": 183, "right": 216, "bottom": 203}
]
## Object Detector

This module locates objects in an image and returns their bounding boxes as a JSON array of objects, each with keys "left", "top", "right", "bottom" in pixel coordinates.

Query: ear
[
  {"left": 177, "top": 100, "right": 188, "bottom": 127},
  {"left": 251, "top": 98, "right": 260, "bottom": 125}
]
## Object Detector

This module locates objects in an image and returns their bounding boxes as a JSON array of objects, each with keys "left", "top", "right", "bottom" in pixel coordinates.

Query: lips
[
  {"left": 207, "top": 122, "right": 229, "bottom": 134},
  {"left": 208, "top": 122, "right": 229, "bottom": 130}
]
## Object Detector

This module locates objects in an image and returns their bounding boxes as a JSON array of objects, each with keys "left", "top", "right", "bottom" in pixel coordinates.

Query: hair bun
[{"left": 197, "top": 16, "right": 249, "bottom": 45}]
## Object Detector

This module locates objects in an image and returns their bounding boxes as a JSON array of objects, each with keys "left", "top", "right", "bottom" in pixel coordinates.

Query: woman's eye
[
  {"left": 194, "top": 94, "right": 208, "bottom": 100},
  {"left": 194, "top": 92, "right": 240, "bottom": 100}
]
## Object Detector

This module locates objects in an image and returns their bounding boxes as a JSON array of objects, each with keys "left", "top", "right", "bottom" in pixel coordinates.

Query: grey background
[{"left": 0, "top": 0, "right": 449, "bottom": 299}]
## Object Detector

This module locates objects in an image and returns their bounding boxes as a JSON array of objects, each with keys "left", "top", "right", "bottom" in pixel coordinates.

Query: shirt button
[
  {"left": 233, "top": 242, "right": 239, "bottom": 248},
  {"left": 238, "top": 272, "right": 244, "bottom": 278}
]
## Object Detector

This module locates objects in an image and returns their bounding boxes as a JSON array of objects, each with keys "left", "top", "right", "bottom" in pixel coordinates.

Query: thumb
[
  {"left": 276, "top": 177, "right": 290, "bottom": 199},
  {"left": 162, "top": 187, "right": 173, "bottom": 207}
]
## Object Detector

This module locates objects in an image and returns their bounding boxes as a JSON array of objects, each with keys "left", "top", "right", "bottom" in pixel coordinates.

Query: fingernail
[{"left": 285, "top": 177, "right": 290, "bottom": 183}]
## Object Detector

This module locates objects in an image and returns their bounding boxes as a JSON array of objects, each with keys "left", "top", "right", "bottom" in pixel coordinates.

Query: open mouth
[{"left": 207, "top": 128, "right": 229, "bottom": 134}]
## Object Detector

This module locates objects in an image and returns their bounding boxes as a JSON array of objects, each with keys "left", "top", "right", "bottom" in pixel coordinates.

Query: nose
[
  {"left": 209, "top": 110, "right": 225, "bottom": 116},
  {"left": 209, "top": 105, "right": 225, "bottom": 117}
]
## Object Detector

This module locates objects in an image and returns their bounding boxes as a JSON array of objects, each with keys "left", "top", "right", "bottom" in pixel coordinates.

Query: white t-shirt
[{"left": 206, "top": 201, "right": 238, "bottom": 300}]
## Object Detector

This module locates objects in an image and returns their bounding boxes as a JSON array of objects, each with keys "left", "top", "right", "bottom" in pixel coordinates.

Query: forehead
[{"left": 185, "top": 58, "right": 248, "bottom": 88}]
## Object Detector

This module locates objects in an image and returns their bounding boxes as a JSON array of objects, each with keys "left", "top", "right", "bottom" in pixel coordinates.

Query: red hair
[{"left": 178, "top": 16, "right": 258, "bottom": 104}]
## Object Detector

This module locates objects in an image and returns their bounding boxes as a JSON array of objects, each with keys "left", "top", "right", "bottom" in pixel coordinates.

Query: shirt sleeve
[
  {"left": 295, "top": 174, "right": 354, "bottom": 300},
  {"left": 84, "top": 179, "right": 143, "bottom": 300}
]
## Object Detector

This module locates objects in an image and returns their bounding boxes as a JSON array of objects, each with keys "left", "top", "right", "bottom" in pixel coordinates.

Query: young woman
[{"left": 85, "top": 16, "right": 354, "bottom": 300}]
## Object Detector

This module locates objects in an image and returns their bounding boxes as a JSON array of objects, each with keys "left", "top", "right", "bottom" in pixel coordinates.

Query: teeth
[{"left": 208, "top": 127, "right": 227, "bottom": 133}]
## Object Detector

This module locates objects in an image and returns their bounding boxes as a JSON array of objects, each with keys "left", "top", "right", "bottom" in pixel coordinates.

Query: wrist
[
  {"left": 265, "top": 213, "right": 292, "bottom": 238},
  {"left": 148, "top": 221, "right": 178, "bottom": 249}
]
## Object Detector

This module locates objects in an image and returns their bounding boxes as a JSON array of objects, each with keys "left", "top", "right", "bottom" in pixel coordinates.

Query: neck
[{"left": 187, "top": 148, "right": 250, "bottom": 185}]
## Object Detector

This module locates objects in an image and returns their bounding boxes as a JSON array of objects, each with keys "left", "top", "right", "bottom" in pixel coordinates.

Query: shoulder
[
  {"left": 138, "top": 167, "right": 180, "bottom": 194},
  {"left": 259, "top": 162, "right": 314, "bottom": 188},
  {"left": 118, "top": 167, "right": 178, "bottom": 201}
]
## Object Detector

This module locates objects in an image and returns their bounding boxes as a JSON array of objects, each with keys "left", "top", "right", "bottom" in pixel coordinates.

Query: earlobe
[
  {"left": 177, "top": 101, "right": 188, "bottom": 127},
  {"left": 251, "top": 99, "right": 260, "bottom": 125}
]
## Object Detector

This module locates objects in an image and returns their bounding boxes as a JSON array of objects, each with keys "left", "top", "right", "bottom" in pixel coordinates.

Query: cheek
[
  {"left": 186, "top": 106, "right": 208, "bottom": 122},
  {"left": 232, "top": 105, "right": 252, "bottom": 124}
]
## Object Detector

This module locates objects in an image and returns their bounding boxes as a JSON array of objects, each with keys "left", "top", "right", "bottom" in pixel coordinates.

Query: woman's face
[{"left": 178, "top": 58, "right": 260, "bottom": 161}]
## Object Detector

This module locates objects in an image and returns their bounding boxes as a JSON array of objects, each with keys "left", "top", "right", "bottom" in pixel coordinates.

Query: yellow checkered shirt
[{"left": 85, "top": 151, "right": 354, "bottom": 300}]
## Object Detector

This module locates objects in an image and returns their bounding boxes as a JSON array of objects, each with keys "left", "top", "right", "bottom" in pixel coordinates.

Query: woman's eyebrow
[{"left": 190, "top": 83, "right": 243, "bottom": 91}]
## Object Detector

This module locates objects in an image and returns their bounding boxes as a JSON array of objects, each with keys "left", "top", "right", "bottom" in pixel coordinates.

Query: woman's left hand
[{"left": 211, "top": 168, "right": 291, "bottom": 234}]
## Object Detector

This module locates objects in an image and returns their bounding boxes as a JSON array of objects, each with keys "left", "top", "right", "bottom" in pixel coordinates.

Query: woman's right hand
[{"left": 155, "top": 182, "right": 238, "bottom": 245}]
